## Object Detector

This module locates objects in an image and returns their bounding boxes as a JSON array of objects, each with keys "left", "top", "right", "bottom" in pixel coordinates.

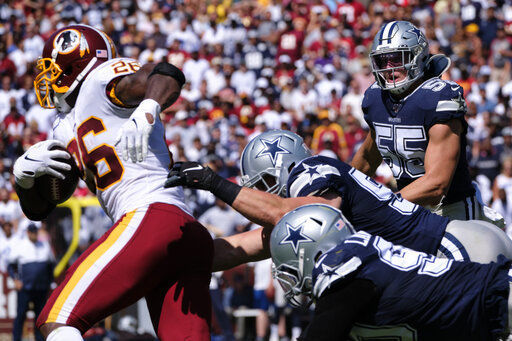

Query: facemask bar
[
  {"left": 34, "top": 58, "right": 63, "bottom": 109},
  {"left": 241, "top": 168, "right": 282, "bottom": 195},
  {"left": 272, "top": 261, "right": 312, "bottom": 308},
  {"left": 370, "top": 48, "right": 418, "bottom": 93}
]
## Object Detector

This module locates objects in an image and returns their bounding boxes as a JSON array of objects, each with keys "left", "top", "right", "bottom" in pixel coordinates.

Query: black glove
[
  {"left": 165, "top": 161, "right": 218, "bottom": 191},
  {"left": 164, "top": 161, "right": 242, "bottom": 205}
]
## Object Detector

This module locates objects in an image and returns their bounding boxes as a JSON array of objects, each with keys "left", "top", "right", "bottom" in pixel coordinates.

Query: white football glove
[
  {"left": 115, "top": 99, "right": 161, "bottom": 163},
  {"left": 13, "top": 140, "right": 72, "bottom": 189}
]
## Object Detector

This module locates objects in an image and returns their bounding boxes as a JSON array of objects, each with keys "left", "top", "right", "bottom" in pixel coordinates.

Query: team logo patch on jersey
[
  {"left": 280, "top": 222, "right": 315, "bottom": 255},
  {"left": 256, "top": 136, "right": 291, "bottom": 167}
]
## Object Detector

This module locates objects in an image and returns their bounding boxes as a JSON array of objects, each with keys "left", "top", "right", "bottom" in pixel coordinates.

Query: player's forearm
[
  {"left": 231, "top": 187, "right": 332, "bottom": 228},
  {"left": 212, "top": 227, "right": 272, "bottom": 271},
  {"left": 351, "top": 131, "right": 382, "bottom": 176},
  {"left": 399, "top": 174, "right": 449, "bottom": 207},
  {"left": 351, "top": 151, "right": 376, "bottom": 176},
  {"left": 144, "top": 73, "right": 182, "bottom": 110}
]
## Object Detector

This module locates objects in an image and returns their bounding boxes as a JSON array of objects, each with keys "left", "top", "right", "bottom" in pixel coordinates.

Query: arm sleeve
[{"left": 300, "top": 278, "right": 378, "bottom": 341}]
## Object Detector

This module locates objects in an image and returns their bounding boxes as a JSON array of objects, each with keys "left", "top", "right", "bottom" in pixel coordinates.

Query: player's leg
[
  {"left": 145, "top": 215, "right": 213, "bottom": 341},
  {"left": 37, "top": 203, "right": 202, "bottom": 340},
  {"left": 440, "top": 219, "right": 512, "bottom": 262}
]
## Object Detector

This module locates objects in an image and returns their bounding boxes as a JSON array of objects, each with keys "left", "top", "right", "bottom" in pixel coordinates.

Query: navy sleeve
[
  {"left": 362, "top": 83, "right": 379, "bottom": 128},
  {"left": 421, "top": 79, "right": 466, "bottom": 129},
  {"left": 287, "top": 156, "right": 351, "bottom": 198},
  {"left": 7, "top": 262, "right": 17, "bottom": 279}
]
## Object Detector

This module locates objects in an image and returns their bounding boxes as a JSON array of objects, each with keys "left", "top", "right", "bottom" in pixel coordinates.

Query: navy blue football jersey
[
  {"left": 287, "top": 155, "right": 448, "bottom": 255},
  {"left": 362, "top": 79, "right": 475, "bottom": 204},
  {"left": 312, "top": 231, "right": 509, "bottom": 340}
]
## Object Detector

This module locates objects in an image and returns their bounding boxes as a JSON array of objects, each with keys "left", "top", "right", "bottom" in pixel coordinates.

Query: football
[{"left": 35, "top": 146, "right": 80, "bottom": 205}]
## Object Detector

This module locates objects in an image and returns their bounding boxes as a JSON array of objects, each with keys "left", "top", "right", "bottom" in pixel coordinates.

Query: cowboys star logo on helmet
[
  {"left": 270, "top": 204, "right": 356, "bottom": 307},
  {"left": 279, "top": 222, "right": 315, "bottom": 255},
  {"left": 256, "top": 136, "right": 291, "bottom": 167}
]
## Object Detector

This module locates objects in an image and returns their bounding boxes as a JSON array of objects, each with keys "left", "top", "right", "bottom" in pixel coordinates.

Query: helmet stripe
[
  {"left": 387, "top": 21, "right": 397, "bottom": 43},
  {"left": 380, "top": 21, "right": 397, "bottom": 45}
]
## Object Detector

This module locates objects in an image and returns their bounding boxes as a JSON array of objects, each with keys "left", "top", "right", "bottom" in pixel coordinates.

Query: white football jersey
[{"left": 52, "top": 58, "right": 190, "bottom": 221}]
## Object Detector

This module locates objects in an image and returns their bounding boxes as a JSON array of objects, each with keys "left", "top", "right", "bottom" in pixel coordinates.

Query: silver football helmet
[
  {"left": 240, "top": 130, "right": 311, "bottom": 197},
  {"left": 270, "top": 204, "right": 355, "bottom": 307},
  {"left": 370, "top": 21, "right": 429, "bottom": 95}
]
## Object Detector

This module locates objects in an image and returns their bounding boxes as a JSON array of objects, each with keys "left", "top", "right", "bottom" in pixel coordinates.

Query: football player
[
  {"left": 270, "top": 204, "right": 511, "bottom": 341},
  {"left": 165, "top": 130, "right": 512, "bottom": 271},
  {"left": 351, "top": 20, "right": 504, "bottom": 226},
  {"left": 13, "top": 25, "right": 213, "bottom": 341}
]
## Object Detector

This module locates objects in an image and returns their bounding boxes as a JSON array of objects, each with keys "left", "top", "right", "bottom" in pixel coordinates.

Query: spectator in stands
[
  {"left": 0, "top": 188, "right": 20, "bottom": 228},
  {"left": 471, "top": 136, "right": 502, "bottom": 184},
  {"left": 498, "top": 127, "right": 512, "bottom": 162},
  {"left": 311, "top": 109, "right": 349, "bottom": 161},
  {"left": 493, "top": 157, "right": 512, "bottom": 233},
  {"left": 138, "top": 37, "right": 167, "bottom": 64},
  {"left": 199, "top": 198, "right": 248, "bottom": 238},
  {"left": 0, "top": 220, "right": 14, "bottom": 270},
  {"left": 8, "top": 224, "right": 54, "bottom": 341}
]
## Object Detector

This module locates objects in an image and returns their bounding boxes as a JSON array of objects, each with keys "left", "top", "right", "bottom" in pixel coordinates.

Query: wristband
[
  {"left": 211, "top": 175, "right": 243, "bottom": 206},
  {"left": 148, "top": 62, "right": 186, "bottom": 88}
]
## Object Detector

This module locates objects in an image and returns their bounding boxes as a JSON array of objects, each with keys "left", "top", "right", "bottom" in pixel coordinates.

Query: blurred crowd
[{"left": 2, "top": 0, "right": 512, "bottom": 339}]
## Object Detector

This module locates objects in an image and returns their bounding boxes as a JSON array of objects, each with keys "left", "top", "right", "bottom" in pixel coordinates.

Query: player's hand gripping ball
[{"left": 35, "top": 146, "right": 80, "bottom": 204}]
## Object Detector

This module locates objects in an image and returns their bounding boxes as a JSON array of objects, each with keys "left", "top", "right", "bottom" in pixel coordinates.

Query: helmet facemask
[
  {"left": 370, "top": 21, "right": 429, "bottom": 96},
  {"left": 34, "top": 58, "right": 63, "bottom": 109},
  {"left": 272, "top": 250, "right": 315, "bottom": 308},
  {"left": 241, "top": 168, "right": 282, "bottom": 195},
  {"left": 371, "top": 48, "right": 424, "bottom": 95}
]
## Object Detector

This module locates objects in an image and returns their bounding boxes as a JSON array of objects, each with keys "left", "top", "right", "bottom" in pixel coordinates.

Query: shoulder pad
[
  {"left": 312, "top": 254, "right": 362, "bottom": 299},
  {"left": 415, "top": 78, "right": 466, "bottom": 125},
  {"left": 87, "top": 58, "right": 141, "bottom": 86},
  {"left": 362, "top": 83, "right": 380, "bottom": 110},
  {"left": 424, "top": 54, "right": 451, "bottom": 79}
]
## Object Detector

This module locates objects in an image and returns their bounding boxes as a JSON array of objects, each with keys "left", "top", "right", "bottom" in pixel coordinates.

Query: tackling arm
[
  {"left": 230, "top": 187, "right": 340, "bottom": 228},
  {"left": 351, "top": 128, "right": 382, "bottom": 176},
  {"left": 399, "top": 119, "right": 462, "bottom": 206},
  {"left": 211, "top": 189, "right": 341, "bottom": 271}
]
